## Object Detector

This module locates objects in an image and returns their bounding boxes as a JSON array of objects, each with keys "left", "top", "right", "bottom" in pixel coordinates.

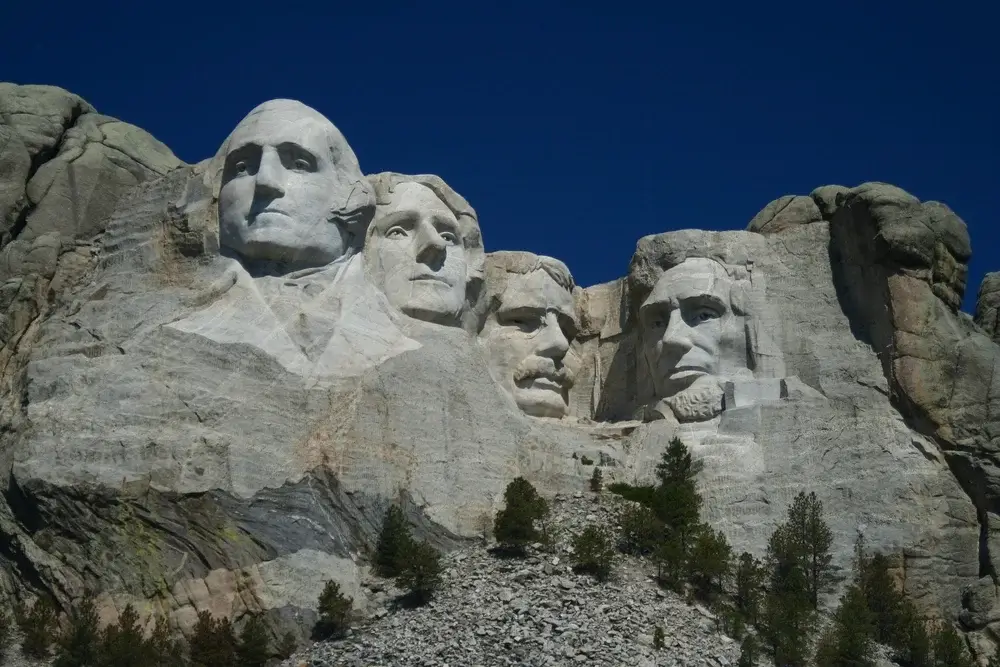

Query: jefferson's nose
[
  {"left": 254, "top": 149, "right": 286, "bottom": 198},
  {"left": 536, "top": 313, "right": 569, "bottom": 359},
  {"left": 414, "top": 220, "right": 447, "bottom": 264},
  {"left": 660, "top": 310, "right": 694, "bottom": 357}
]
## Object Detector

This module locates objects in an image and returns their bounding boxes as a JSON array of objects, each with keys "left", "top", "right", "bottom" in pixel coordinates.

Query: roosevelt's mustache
[{"left": 513, "top": 356, "right": 575, "bottom": 388}]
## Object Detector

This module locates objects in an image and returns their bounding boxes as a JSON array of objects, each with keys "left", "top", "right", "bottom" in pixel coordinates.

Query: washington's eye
[
  {"left": 386, "top": 226, "right": 408, "bottom": 239},
  {"left": 440, "top": 231, "right": 458, "bottom": 245},
  {"left": 293, "top": 158, "right": 311, "bottom": 170},
  {"left": 234, "top": 161, "right": 248, "bottom": 175}
]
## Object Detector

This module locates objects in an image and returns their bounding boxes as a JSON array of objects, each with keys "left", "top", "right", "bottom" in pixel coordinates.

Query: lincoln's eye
[
  {"left": 293, "top": 158, "right": 310, "bottom": 171},
  {"left": 696, "top": 307, "right": 720, "bottom": 322},
  {"left": 235, "top": 161, "right": 248, "bottom": 175}
]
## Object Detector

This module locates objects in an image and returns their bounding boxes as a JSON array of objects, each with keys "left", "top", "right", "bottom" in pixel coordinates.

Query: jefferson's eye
[
  {"left": 234, "top": 161, "right": 248, "bottom": 175},
  {"left": 293, "top": 158, "right": 311, "bottom": 171},
  {"left": 386, "top": 226, "right": 408, "bottom": 239}
]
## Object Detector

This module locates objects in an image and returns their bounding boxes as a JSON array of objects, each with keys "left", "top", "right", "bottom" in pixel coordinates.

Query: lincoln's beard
[{"left": 657, "top": 375, "right": 725, "bottom": 422}]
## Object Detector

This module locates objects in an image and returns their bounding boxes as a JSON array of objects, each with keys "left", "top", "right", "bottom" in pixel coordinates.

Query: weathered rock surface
[
  {"left": 977, "top": 272, "right": 1000, "bottom": 343},
  {"left": 0, "top": 84, "right": 997, "bottom": 661}
]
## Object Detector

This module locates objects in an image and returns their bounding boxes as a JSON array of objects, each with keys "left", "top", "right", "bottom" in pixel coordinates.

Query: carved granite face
[
  {"left": 480, "top": 264, "right": 577, "bottom": 418},
  {"left": 639, "top": 257, "right": 749, "bottom": 419},
  {"left": 218, "top": 100, "right": 370, "bottom": 272},
  {"left": 369, "top": 182, "right": 470, "bottom": 325}
]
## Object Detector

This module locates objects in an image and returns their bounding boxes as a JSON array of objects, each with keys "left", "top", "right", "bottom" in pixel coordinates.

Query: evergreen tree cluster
[{"left": 8, "top": 593, "right": 293, "bottom": 667}]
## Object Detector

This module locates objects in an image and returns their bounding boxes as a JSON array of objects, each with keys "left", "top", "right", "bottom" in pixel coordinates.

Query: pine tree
[
  {"left": 276, "top": 631, "right": 297, "bottom": 660},
  {"left": 375, "top": 504, "right": 413, "bottom": 578},
  {"left": 494, "top": 477, "right": 549, "bottom": 555},
  {"left": 189, "top": 610, "right": 236, "bottom": 667},
  {"left": 146, "top": 615, "right": 186, "bottom": 667},
  {"left": 398, "top": 541, "right": 444, "bottom": 605},
  {"left": 652, "top": 624, "right": 664, "bottom": 650},
  {"left": 734, "top": 552, "right": 765, "bottom": 628},
  {"left": 571, "top": 525, "right": 616, "bottom": 581},
  {"left": 315, "top": 580, "right": 353, "bottom": 639},
  {"left": 653, "top": 532, "right": 686, "bottom": 592},
  {"left": 651, "top": 437, "right": 703, "bottom": 555},
  {"left": 590, "top": 467, "right": 603, "bottom": 493},
  {"left": 53, "top": 593, "right": 101, "bottom": 667},
  {"left": 99, "top": 602, "right": 153, "bottom": 667},
  {"left": 760, "top": 523, "right": 815, "bottom": 667},
  {"left": 17, "top": 596, "right": 57, "bottom": 658},
  {"left": 0, "top": 603, "right": 12, "bottom": 664},
  {"left": 738, "top": 634, "right": 759, "bottom": 667},
  {"left": 785, "top": 491, "right": 834, "bottom": 608},
  {"left": 814, "top": 584, "right": 876, "bottom": 667},
  {"left": 236, "top": 614, "right": 270, "bottom": 667},
  {"left": 688, "top": 527, "right": 732, "bottom": 603},
  {"left": 617, "top": 503, "right": 663, "bottom": 557},
  {"left": 930, "top": 623, "right": 974, "bottom": 667}
]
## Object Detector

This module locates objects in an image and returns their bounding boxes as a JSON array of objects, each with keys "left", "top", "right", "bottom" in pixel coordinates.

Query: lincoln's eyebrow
[{"left": 681, "top": 292, "right": 726, "bottom": 311}]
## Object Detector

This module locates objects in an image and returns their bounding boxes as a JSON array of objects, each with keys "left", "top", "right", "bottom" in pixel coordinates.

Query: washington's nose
[
  {"left": 414, "top": 220, "right": 447, "bottom": 264},
  {"left": 254, "top": 149, "right": 286, "bottom": 198},
  {"left": 537, "top": 313, "right": 570, "bottom": 358},
  {"left": 660, "top": 310, "right": 694, "bottom": 357}
]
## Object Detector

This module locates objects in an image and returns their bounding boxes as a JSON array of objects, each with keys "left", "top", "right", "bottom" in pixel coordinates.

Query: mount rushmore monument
[{"left": 0, "top": 83, "right": 998, "bottom": 650}]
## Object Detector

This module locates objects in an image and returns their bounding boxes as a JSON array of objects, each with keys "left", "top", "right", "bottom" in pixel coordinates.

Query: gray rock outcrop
[
  {"left": 0, "top": 84, "right": 997, "bottom": 659},
  {"left": 977, "top": 272, "right": 1000, "bottom": 343}
]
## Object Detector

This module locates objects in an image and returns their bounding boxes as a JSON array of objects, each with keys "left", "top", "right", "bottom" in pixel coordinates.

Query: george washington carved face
[{"left": 218, "top": 100, "right": 373, "bottom": 274}]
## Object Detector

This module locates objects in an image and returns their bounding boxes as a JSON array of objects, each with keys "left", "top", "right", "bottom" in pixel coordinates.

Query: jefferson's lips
[{"left": 667, "top": 365, "right": 709, "bottom": 378}]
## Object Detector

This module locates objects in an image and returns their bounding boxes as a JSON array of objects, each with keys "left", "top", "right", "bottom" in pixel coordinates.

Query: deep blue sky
[{"left": 3, "top": 2, "right": 996, "bottom": 311}]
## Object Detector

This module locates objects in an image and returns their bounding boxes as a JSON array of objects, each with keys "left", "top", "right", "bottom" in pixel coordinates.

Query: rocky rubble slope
[{"left": 281, "top": 493, "right": 741, "bottom": 667}]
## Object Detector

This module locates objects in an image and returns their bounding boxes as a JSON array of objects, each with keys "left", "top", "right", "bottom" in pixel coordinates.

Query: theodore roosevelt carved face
[
  {"left": 217, "top": 99, "right": 373, "bottom": 274},
  {"left": 639, "top": 257, "right": 750, "bottom": 422},
  {"left": 367, "top": 174, "right": 484, "bottom": 327},
  {"left": 479, "top": 252, "right": 578, "bottom": 418}
]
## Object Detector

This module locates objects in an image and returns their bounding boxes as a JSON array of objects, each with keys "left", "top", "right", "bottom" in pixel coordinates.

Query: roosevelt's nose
[
  {"left": 414, "top": 219, "right": 447, "bottom": 265},
  {"left": 536, "top": 313, "right": 570, "bottom": 359},
  {"left": 254, "top": 148, "right": 286, "bottom": 198},
  {"left": 660, "top": 310, "right": 694, "bottom": 357}
]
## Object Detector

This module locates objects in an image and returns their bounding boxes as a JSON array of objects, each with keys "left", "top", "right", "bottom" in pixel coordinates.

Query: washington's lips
[
  {"left": 524, "top": 374, "right": 566, "bottom": 391},
  {"left": 668, "top": 364, "right": 709, "bottom": 376}
]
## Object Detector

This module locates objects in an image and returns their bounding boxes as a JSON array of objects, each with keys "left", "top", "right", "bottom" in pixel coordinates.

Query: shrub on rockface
[
  {"left": 930, "top": 623, "right": 974, "bottom": 667},
  {"left": 236, "top": 614, "right": 271, "bottom": 667},
  {"left": 53, "top": 593, "right": 101, "bottom": 667},
  {"left": 375, "top": 504, "right": 413, "bottom": 579},
  {"left": 99, "top": 603, "right": 153, "bottom": 667},
  {"left": 398, "top": 540, "right": 444, "bottom": 605},
  {"left": 276, "top": 631, "right": 298, "bottom": 660},
  {"left": 688, "top": 527, "right": 732, "bottom": 603},
  {"left": 189, "top": 609, "right": 237, "bottom": 667},
  {"left": 0, "top": 602, "right": 12, "bottom": 664},
  {"left": 315, "top": 580, "right": 353, "bottom": 640},
  {"left": 146, "top": 615, "right": 187, "bottom": 667},
  {"left": 652, "top": 624, "right": 664, "bottom": 650},
  {"left": 571, "top": 524, "right": 616, "bottom": 581},
  {"left": 733, "top": 551, "right": 765, "bottom": 630},
  {"left": 814, "top": 584, "right": 876, "bottom": 667},
  {"left": 617, "top": 503, "right": 663, "bottom": 557},
  {"left": 494, "top": 476, "right": 549, "bottom": 555},
  {"left": 16, "top": 596, "right": 57, "bottom": 658},
  {"left": 651, "top": 437, "right": 703, "bottom": 555},
  {"left": 590, "top": 467, "right": 603, "bottom": 493}
]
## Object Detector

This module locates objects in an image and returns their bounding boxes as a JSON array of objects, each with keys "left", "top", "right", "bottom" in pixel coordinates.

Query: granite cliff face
[{"left": 0, "top": 84, "right": 997, "bottom": 654}]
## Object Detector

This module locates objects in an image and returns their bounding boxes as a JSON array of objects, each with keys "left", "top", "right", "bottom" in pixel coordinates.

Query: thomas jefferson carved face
[
  {"left": 480, "top": 254, "right": 577, "bottom": 418},
  {"left": 639, "top": 257, "right": 749, "bottom": 421},
  {"left": 218, "top": 100, "right": 372, "bottom": 273},
  {"left": 369, "top": 182, "right": 473, "bottom": 326}
]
